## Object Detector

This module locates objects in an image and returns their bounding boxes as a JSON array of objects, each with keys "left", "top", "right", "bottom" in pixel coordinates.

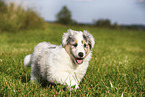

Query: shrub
[{"left": 0, "top": 0, "right": 45, "bottom": 32}]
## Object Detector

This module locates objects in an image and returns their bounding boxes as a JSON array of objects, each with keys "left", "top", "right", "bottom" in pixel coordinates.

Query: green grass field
[{"left": 0, "top": 24, "right": 145, "bottom": 96}]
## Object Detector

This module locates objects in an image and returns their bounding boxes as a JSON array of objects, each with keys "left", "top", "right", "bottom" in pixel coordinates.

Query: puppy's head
[{"left": 62, "top": 29, "right": 95, "bottom": 64}]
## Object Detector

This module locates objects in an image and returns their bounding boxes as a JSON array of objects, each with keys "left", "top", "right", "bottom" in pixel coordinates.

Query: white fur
[
  {"left": 24, "top": 29, "right": 95, "bottom": 90},
  {"left": 24, "top": 54, "right": 32, "bottom": 67}
]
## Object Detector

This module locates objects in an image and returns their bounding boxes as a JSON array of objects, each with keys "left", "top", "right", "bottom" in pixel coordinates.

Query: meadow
[{"left": 0, "top": 23, "right": 145, "bottom": 97}]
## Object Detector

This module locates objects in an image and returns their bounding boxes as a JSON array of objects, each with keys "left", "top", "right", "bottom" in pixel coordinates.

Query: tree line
[
  {"left": 56, "top": 6, "right": 145, "bottom": 30},
  {"left": 56, "top": 6, "right": 112, "bottom": 27}
]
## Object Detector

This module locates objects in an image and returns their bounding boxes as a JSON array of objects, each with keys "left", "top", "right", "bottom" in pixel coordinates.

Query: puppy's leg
[
  {"left": 30, "top": 64, "right": 40, "bottom": 84},
  {"left": 64, "top": 74, "right": 79, "bottom": 91}
]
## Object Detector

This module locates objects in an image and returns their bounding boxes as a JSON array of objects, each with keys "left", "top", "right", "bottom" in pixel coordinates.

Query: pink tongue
[{"left": 77, "top": 59, "right": 83, "bottom": 64}]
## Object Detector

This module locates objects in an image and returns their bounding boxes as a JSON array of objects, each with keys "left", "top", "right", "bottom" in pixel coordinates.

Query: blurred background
[
  {"left": 1, "top": 0, "right": 145, "bottom": 32},
  {"left": 0, "top": 0, "right": 145, "bottom": 96}
]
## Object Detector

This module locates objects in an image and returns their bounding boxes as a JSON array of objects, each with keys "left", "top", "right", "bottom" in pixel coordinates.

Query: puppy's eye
[
  {"left": 84, "top": 44, "right": 87, "bottom": 47},
  {"left": 73, "top": 43, "right": 77, "bottom": 47}
]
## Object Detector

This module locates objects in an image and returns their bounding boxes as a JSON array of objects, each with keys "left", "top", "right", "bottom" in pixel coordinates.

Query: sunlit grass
[{"left": 0, "top": 24, "right": 145, "bottom": 96}]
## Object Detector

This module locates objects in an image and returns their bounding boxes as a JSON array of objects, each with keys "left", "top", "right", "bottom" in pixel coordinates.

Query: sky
[{"left": 5, "top": 0, "right": 145, "bottom": 25}]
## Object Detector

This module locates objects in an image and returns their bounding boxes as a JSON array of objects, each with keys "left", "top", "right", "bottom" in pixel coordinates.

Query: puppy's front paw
[
  {"left": 74, "top": 84, "right": 79, "bottom": 92},
  {"left": 75, "top": 84, "right": 79, "bottom": 89},
  {"left": 68, "top": 84, "right": 79, "bottom": 91}
]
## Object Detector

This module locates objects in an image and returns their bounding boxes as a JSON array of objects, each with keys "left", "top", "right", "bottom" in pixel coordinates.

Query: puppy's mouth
[
  {"left": 69, "top": 51, "right": 84, "bottom": 64},
  {"left": 71, "top": 53, "right": 84, "bottom": 64},
  {"left": 75, "top": 58, "right": 84, "bottom": 64}
]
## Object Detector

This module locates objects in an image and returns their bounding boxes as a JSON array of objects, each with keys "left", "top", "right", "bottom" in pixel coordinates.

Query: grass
[{"left": 0, "top": 23, "right": 145, "bottom": 96}]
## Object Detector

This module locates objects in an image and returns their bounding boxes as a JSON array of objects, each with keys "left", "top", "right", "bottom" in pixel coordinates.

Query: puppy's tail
[{"left": 24, "top": 54, "right": 32, "bottom": 67}]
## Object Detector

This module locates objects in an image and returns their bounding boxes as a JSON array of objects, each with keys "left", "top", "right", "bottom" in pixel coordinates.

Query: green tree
[{"left": 56, "top": 6, "right": 76, "bottom": 25}]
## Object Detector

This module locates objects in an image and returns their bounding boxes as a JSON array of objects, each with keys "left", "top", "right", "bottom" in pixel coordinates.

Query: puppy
[{"left": 24, "top": 29, "right": 95, "bottom": 90}]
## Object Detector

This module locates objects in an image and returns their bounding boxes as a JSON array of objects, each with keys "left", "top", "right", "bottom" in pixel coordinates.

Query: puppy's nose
[{"left": 78, "top": 52, "right": 84, "bottom": 57}]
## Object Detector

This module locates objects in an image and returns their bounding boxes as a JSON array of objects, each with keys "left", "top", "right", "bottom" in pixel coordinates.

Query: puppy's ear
[
  {"left": 83, "top": 30, "right": 95, "bottom": 49},
  {"left": 62, "top": 29, "right": 72, "bottom": 47}
]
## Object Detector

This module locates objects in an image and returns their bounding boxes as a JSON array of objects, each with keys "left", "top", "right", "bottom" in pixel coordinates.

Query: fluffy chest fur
[{"left": 37, "top": 45, "right": 92, "bottom": 86}]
